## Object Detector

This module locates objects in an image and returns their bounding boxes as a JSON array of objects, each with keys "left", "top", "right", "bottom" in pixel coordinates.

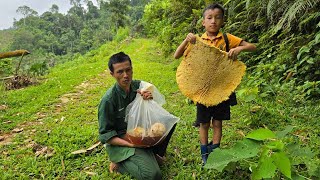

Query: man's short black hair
[
  {"left": 108, "top": 52, "right": 132, "bottom": 72},
  {"left": 203, "top": 3, "right": 225, "bottom": 17}
]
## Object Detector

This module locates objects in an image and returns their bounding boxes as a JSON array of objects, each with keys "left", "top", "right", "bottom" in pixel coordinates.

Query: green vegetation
[
  {"left": 1, "top": 38, "right": 319, "bottom": 179},
  {"left": 142, "top": 0, "right": 320, "bottom": 99},
  {"left": 206, "top": 127, "right": 319, "bottom": 179},
  {"left": 0, "top": 0, "right": 149, "bottom": 78},
  {"left": 1, "top": 0, "right": 319, "bottom": 179},
  {"left": 8, "top": 0, "right": 149, "bottom": 55}
]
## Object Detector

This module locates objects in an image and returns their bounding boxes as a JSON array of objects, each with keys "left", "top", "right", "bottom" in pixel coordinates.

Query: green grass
[{"left": 0, "top": 38, "right": 319, "bottom": 179}]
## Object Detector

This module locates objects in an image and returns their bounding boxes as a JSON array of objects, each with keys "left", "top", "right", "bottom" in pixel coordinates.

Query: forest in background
[{"left": 0, "top": 0, "right": 150, "bottom": 78}]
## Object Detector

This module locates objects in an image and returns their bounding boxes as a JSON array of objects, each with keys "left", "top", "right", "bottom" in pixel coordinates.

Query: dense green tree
[
  {"left": 68, "top": 0, "right": 85, "bottom": 18},
  {"left": 60, "top": 30, "right": 77, "bottom": 53},
  {"left": 143, "top": 0, "right": 205, "bottom": 54},
  {"left": 130, "top": 0, "right": 150, "bottom": 21},
  {"left": 10, "top": 28, "right": 35, "bottom": 51},
  {"left": 16, "top": 5, "right": 38, "bottom": 26},
  {"left": 49, "top": 4, "right": 59, "bottom": 14},
  {"left": 79, "top": 26, "right": 94, "bottom": 51},
  {"left": 109, "top": 0, "right": 130, "bottom": 28},
  {"left": 85, "top": 0, "right": 100, "bottom": 19}
]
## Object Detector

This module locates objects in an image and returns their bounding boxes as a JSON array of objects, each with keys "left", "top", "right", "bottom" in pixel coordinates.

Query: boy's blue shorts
[{"left": 196, "top": 100, "right": 231, "bottom": 122}]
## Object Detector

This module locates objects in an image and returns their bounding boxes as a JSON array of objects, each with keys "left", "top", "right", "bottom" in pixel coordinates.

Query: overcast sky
[{"left": 0, "top": 0, "right": 97, "bottom": 30}]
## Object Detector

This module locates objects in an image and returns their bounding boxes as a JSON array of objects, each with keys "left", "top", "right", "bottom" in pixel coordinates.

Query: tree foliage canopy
[{"left": 9, "top": 0, "right": 150, "bottom": 56}]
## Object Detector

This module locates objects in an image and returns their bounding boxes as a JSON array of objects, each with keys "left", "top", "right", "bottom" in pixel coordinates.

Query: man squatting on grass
[
  {"left": 98, "top": 52, "right": 176, "bottom": 180},
  {"left": 174, "top": 3, "right": 256, "bottom": 165}
]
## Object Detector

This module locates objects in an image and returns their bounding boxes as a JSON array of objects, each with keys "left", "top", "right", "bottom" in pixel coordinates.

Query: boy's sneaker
[
  {"left": 207, "top": 142, "right": 220, "bottom": 154},
  {"left": 201, "top": 154, "right": 208, "bottom": 166},
  {"left": 200, "top": 144, "right": 208, "bottom": 166},
  {"left": 200, "top": 142, "right": 220, "bottom": 166}
]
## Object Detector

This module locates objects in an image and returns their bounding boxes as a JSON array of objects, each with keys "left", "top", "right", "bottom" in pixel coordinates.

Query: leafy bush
[
  {"left": 28, "top": 61, "right": 48, "bottom": 76},
  {"left": 113, "top": 27, "right": 130, "bottom": 42},
  {"left": 0, "top": 58, "right": 13, "bottom": 77},
  {"left": 205, "top": 127, "right": 320, "bottom": 179},
  {"left": 142, "top": 0, "right": 205, "bottom": 55}
]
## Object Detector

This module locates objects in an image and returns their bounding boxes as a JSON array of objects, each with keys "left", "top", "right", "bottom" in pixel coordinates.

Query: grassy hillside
[{"left": 0, "top": 38, "right": 319, "bottom": 179}]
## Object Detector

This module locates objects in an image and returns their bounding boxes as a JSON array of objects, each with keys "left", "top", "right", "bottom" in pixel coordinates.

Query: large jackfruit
[{"left": 176, "top": 36, "right": 246, "bottom": 107}]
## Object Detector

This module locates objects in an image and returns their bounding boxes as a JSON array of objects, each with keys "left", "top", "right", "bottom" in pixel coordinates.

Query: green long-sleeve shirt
[{"left": 98, "top": 80, "right": 141, "bottom": 163}]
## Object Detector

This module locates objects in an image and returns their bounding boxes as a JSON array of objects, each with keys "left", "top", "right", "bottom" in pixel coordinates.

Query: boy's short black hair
[
  {"left": 108, "top": 52, "right": 132, "bottom": 72},
  {"left": 203, "top": 3, "right": 225, "bottom": 17}
]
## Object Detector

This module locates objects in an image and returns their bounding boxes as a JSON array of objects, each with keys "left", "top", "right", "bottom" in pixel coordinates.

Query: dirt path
[{"left": 0, "top": 69, "right": 109, "bottom": 148}]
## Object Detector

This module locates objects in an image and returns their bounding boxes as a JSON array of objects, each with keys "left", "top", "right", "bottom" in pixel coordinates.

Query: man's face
[
  {"left": 110, "top": 60, "right": 133, "bottom": 90},
  {"left": 202, "top": 8, "right": 224, "bottom": 35}
]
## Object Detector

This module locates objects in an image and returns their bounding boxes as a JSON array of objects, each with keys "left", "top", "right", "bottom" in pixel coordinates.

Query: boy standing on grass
[{"left": 174, "top": 3, "right": 256, "bottom": 165}]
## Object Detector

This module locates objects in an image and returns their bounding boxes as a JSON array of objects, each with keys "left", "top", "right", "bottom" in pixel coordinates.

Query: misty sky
[{"left": 0, "top": 0, "right": 97, "bottom": 30}]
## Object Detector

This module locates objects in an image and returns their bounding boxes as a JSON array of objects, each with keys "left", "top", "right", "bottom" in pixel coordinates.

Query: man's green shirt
[{"left": 98, "top": 80, "right": 141, "bottom": 163}]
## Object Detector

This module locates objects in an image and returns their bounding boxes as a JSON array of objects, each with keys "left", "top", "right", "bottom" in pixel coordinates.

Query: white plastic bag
[{"left": 125, "top": 81, "right": 179, "bottom": 146}]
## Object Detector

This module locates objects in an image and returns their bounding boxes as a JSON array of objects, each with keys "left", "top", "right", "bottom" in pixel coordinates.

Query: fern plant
[{"left": 273, "top": 0, "right": 320, "bottom": 34}]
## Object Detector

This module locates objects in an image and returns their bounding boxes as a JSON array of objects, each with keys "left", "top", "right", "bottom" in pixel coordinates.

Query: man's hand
[
  {"left": 130, "top": 143, "right": 150, "bottom": 148},
  {"left": 137, "top": 90, "right": 153, "bottom": 100},
  {"left": 123, "top": 135, "right": 150, "bottom": 148}
]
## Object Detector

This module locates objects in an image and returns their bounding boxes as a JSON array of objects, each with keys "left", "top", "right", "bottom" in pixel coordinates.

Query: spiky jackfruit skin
[{"left": 176, "top": 36, "right": 246, "bottom": 107}]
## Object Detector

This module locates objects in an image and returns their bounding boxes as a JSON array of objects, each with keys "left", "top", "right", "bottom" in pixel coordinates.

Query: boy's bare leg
[
  {"left": 212, "top": 119, "right": 222, "bottom": 144},
  {"left": 199, "top": 122, "right": 210, "bottom": 164},
  {"left": 199, "top": 122, "right": 210, "bottom": 144}
]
